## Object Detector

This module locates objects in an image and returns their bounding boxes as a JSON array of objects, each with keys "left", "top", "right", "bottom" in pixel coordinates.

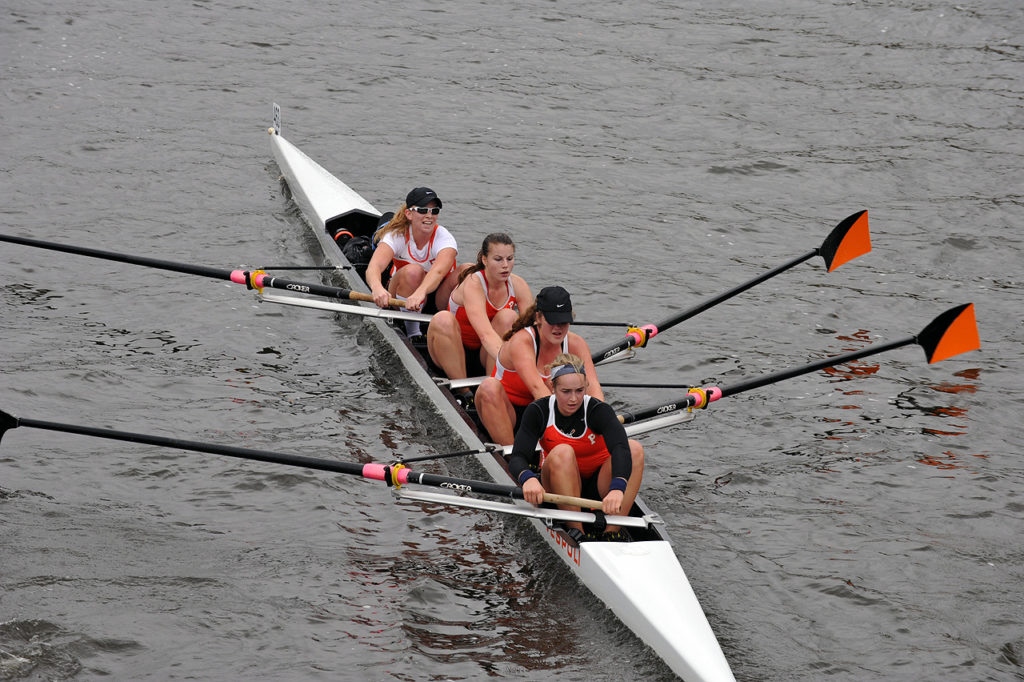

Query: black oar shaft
[
  {"left": 1, "top": 233, "right": 233, "bottom": 281},
  {"left": 255, "top": 274, "right": 360, "bottom": 301},
  {"left": 657, "top": 250, "right": 817, "bottom": 333},
  {"left": 590, "top": 249, "right": 817, "bottom": 363},
  {"left": 617, "top": 335, "right": 917, "bottom": 424},
  {"left": 0, "top": 233, "right": 369, "bottom": 302},
  {"left": 718, "top": 336, "right": 915, "bottom": 399},
  {"left": 12, "top": 416, "right": 366, "bottom": 476},
  {"left": 397, "top": 446, "right": 494, "bottom": 464},
  {"left": 0, "top": 414, "right": 527, "bottom": 501}
]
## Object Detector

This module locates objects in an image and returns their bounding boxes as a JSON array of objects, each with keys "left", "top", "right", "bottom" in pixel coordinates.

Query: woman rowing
[
  {"left": 475, "top": 286, "right": 603, "bottom": 445},
  {"left": 507, "top": 352, "right": 644, "bottom": 542},
  {"left": 365, "top": 187, "right": 463, "bottom": 340},
  {"left": 427, "top": 233, "right": 533, "bottom": 389}
]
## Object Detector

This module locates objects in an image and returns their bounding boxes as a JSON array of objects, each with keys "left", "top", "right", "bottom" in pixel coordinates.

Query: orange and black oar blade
[
  {"left": 819, "top": 210, "right": 871, "bottom": 272},
  {"left": 618, "top": 303, "right": 980, "bottom": 424},
  {"left": 917, "top": 302, "right": 980, "bottom": 363}
]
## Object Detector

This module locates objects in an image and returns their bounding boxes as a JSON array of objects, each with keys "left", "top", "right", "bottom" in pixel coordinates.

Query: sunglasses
[{"left": 409, "top": 206, "right": 441, "bottom": 215}]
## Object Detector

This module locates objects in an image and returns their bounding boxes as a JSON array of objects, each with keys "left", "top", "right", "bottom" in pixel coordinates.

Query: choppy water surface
[{"left": 2, "top": 1, "right": 1021, "bottom": 680}]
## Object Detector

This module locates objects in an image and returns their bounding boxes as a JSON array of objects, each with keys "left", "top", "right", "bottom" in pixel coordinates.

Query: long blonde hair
[{"left": 372, "top": 204, "right": 412, "bottom": 245}]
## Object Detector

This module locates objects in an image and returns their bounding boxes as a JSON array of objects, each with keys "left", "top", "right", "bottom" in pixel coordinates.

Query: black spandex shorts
[
  {"left": 580, "top": 471, "right": 604, "bottom": 501},
  {"left": 512, "top": 402, "right": 530, "bottom": 432},
  {"left": 463, "top": 346, "right": 485, "bottom": 378}
]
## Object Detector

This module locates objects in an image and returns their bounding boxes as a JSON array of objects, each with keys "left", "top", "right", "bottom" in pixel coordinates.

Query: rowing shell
[{"left": 267, "top": 103, "right": 735, "bottom": 682}]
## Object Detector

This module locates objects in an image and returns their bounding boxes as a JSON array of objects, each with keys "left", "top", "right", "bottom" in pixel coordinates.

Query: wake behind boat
[{"left": 267, "top": 103, "right": 736, "bottom": 681}]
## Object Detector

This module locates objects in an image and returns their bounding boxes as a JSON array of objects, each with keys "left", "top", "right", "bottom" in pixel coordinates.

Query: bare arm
[
  {"left": 365, "top": 243, "right": 395, "bottom": 308},
  {"left": 511, "top": 275, "right": 534, "bottom": 313},
  {"left": 462, "top": 274, "right": 496, "bottom": 348},
  {"left": 506, "top": 332, "right": 551, "bottom": 401},
  {"left": 569, "top": 332, "right": 605, "bottom": 401}
]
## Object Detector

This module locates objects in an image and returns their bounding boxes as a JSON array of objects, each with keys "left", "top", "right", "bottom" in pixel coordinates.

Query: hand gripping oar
[
  {"left": 590, "top": 210, "right": 872, "bottom": 363},
  {"left": 0, "top": 233, "right": 405, "bottom": 308},
  {"left": 0, "top": 414, "right": 608, "bottom": 513},
  {"left": 616, "top": 302, "right": 979, "bottom": 423}
]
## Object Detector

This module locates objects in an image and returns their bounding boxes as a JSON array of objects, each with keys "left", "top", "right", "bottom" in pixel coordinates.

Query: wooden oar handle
[
  {"left": 349, "top": 291, "right": 410, "bottom": 308},
  {"left": 544, "top": 492, "right": 604, "bottom": 510}
]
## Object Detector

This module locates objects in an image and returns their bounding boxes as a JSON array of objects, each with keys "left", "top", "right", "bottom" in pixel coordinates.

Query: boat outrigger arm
[
  {"left": 261, "top": 290, "right": 434, "bottom": 323},
  {"left": 392, "top": 488, "right": 660, "bottom": 528}
]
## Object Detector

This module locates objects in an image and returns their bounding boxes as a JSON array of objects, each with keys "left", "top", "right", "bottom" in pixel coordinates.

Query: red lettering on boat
[{"left": 546, "top": 527, "right": 581, "bottom": 566}]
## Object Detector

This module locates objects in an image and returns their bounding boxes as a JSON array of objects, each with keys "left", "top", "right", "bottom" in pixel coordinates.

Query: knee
[
  {"left": 629, "top": 440, "right": 645, "bottom": 471},
  {"left": 546, "top": 444, "right": 577, "bottom": 470},
  {"left": 492, "top": 308, "right": 517, "bottom": 333},
  {"left": 429, "top": 311, "right": 458, "bottom": 336},
  {"left": 400, "top": 267, "right": 425, "bottom": 287},
  {"left": 475, "top": 379, "right": 501, "bottom": 406}
]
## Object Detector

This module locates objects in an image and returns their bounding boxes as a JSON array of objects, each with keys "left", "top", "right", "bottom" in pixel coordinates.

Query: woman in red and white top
[
  {"left": 427, "top": 233, "right": 533, "bottom": 386},
  {"left": 366, "top": 187, "right": 462, "bottom": 338},
  {"left": 475, "top": 286, "right": 603, "bottom": 445},
  {"left": 507, "top": 352, "right": 644, "bottom": 541}
]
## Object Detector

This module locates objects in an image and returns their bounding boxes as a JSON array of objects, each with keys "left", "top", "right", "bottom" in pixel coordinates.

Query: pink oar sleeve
[{"left": 361, "top": 463, "right": 411, "bottom": 485}]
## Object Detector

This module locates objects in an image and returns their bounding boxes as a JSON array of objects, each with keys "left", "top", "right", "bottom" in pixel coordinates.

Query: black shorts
[
  {"left": 511, "top": 402, "right": 530, "bottom": 433},
  {"left": 420, "top": 289, "right": 442, "bottom": 316},
  {"left": 463, "top": 346, "right": 485, "bottom": 378},
  {"left": 580, "top": 471, "right": 603, "bottom": 501}
]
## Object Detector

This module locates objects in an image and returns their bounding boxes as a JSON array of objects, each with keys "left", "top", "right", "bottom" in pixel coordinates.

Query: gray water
[{"left": 2, "top": 1, "right": 1021, "bottom": 680}]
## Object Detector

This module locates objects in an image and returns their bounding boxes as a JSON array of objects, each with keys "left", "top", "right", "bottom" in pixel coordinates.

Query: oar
[
  {"left": 0, "top": 412, "right": 605, "bottom": 512},
  {"left": 252, "top": 265, "right": 349, "bottom": 272},
  {"left": 397, "top": 445, "right": 499, "bottom": 464},
  {"left": 590, "top": 210, "right": 871, "bottom": 363},
  {"left": 617, "top": 302, "right": 979, "bottom": 423},
  {"left": 600, "top": 382, "right": 697, "bottom": 389},
  {"left": 0, "top": 233, "right": 405, "bottom": 308}
]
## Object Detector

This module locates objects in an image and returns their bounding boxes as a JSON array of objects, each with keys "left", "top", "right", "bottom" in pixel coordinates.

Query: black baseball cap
[
  {"left": 536, "top": 286, "right": 573, "bottom": 324},
  {"left": 405, "top": 187, "right": 442, "bottom": 209}
]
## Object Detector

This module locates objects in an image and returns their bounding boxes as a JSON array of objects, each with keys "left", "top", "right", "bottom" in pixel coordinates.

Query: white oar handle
[{"left": 348, "top": 291, "right": 406, "bottom": 308}]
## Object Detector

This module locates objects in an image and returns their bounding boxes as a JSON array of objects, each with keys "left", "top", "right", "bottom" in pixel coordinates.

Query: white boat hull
[{"left": 268, "top": 112, "right": 735, "bottom": 682}]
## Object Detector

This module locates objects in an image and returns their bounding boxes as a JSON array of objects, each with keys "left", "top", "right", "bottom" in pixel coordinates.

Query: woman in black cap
[
  {"left": 365, "top": 187, "right": 463, "bottom": 339},
  {"left": 475, "top": 286, "right": 605, "bottom": 445}
]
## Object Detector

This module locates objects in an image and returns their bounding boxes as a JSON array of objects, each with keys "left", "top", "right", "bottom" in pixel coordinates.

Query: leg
[
  {"left": 427, "top": 311, "right": 468, "bottom": 379},
  {"left": 597, "top": 439, "right": 645, "bottom": 534},
  {"left": 541, "top": 444, "right": 583, "bottom": 532},
  {"left": 389, "top": 266, "right": 428, "bottom": 336},
  {"left": 388, "top": 264, "right": 426, "bottom": 299},
  {"left": 484, "top": 308, "right": 518, "bottom": 373},
  {"left": 475, "top": 378, "right": 517, "bottom": 445},
  {"left": 433, "top": 265, "right": 469, "bottom": 312}
]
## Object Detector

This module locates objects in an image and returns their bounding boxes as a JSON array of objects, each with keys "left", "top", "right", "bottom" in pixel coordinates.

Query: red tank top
[
  {"left": 448, "top": 272, "right": 517, "bottom": 350},
  {"left": 491, "top": 327, "right": 568, "bottom": 407},
  {"left": 538, "top": 395, "right": 609, "bottom": 478}
]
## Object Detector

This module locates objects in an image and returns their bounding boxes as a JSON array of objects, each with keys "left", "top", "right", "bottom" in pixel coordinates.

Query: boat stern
[{"left": 579, "top": 541, "right": 735, "bottom": 682}]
